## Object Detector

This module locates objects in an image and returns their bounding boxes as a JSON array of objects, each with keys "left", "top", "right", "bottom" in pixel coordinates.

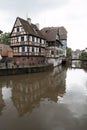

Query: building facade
[
  {"left": 41, "top": 27, "right": 67, "bottom": 66},
  {"left": 59, "top": 27, "right": 67, "bottom": 57},
  {"left": 10, "top": 17, "right": 46, "bottom": 66}
]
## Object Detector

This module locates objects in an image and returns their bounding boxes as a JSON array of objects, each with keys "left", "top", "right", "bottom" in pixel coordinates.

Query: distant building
[
  {"left": 72, "top": 49, "right": 81, "bottom": 59},
  {"left": 41, "top": 27, "right": 67, "bottom": 66},
  {"left": 10, "top": 17, "right": 46, "bottom": 65},
  {"left": 84, "top": 48, "right": 87, "bottom": 52}
]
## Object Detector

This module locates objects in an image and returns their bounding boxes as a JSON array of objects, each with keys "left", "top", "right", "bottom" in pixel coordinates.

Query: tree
[
  {"left": 80, "top": 52, "right": 87, "bottom": 60},
  {"left": 0, "top": 32, "right": 10, "bottom": 45},
  {"left": 66, "top": 47, "right": 72, "bottom": 58}
]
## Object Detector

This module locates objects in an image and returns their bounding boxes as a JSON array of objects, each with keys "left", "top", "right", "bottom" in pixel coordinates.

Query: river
[{"left": 0, "top": 61, "right": 87, "bottom": 130}]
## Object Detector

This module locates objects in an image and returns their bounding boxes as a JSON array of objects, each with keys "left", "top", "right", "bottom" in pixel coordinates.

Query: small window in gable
[{"left": 17, "top": 27, "right": 19, "bottom": 32}]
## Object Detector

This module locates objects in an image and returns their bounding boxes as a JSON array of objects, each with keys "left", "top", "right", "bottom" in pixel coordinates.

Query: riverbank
[{"left": 0, "top": 64, "right": 53, "bottom": 76}]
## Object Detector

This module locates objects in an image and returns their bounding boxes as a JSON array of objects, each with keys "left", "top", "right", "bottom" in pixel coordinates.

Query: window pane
[
  {"left": 22, "top": 47, "right": 25, "bottom": 52},
  {"left": 39, "top": 47, "right": 41, "bottom": 53},
  {"left": 21, "top": 36, "right": 24, "bottom": 41},
  {"left": 17, "top": 27, "right": 19, "bottom": 32}
]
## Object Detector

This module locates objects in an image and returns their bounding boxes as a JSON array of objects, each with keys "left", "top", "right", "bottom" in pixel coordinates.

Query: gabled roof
[
  {"left": 41, "top": 26, "right": 67, "bottom": 41},
  {"left": 11, "top": 17, "right": 45, "bottom": 39},
  {"left": 41, "top": 27, "right": 58, "bottom": 41}
]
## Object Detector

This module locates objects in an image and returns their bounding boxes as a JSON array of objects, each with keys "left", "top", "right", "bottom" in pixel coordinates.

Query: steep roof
[
  {"left": 41, "top": 27, "right": 58, "bottom": 41},
  {"left": 41, "top": 26, "right": 67, "bottom": 41},
  {"left": 17, "top": 17, "right": 45, "bottom": 39}
]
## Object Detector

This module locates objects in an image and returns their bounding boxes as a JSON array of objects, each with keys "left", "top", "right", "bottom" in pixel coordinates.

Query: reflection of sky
[
  {"left": 2, "top": 87, "right": 12, "bottom": 100},
  {"left": 58, "top": 69, "right": 87, "bottom": 118}
]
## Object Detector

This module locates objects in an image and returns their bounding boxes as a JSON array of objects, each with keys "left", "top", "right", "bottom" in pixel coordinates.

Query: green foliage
[
  {"left": 80, "top": 52, "right": 87, "bottom": 60},
  {"left": 0, "top": 32, "right": 10, "bottom": 45},
  {"left": 66, "top": 47, "right": 72, "bottom": 58}
]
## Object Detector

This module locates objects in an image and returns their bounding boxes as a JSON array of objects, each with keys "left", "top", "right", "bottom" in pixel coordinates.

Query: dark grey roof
[
  {"left": 41, "top": 26, "right": 67, "bottom": 41},
  {"left": 41, "top": 27, "right": 58, "bottom": 41},
  {"left": 18, "top": 17, "right": 44, "bottom": 39}
]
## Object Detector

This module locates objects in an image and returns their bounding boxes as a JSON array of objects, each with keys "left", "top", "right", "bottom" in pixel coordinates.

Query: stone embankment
[{"left": 0, "top": 63, "right": 53, "bottom": 76}]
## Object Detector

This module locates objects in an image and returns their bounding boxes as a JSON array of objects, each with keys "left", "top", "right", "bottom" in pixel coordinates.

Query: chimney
[
  {"left": 35, "top": 23, "right": 40, "bottom": 30},
  {"left": 27, "top": 18, "right": 31, "bottom": 24}
]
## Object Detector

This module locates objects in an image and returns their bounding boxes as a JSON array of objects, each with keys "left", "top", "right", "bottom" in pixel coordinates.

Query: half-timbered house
[
  {"left": 10, "top": 17, "right": 46, "bottom": 66},
  {"left": 41, "top": 27, "right": 64, "bottom": 66}
]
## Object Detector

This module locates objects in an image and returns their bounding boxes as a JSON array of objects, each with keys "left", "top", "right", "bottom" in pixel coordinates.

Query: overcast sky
[{"left": 0, "top": 0, "right": 87, "bottom": 50}]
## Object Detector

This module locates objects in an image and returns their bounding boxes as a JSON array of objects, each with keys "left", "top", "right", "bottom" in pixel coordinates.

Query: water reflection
[
  {"left": 0, "top": 86, "right": 5, "bottom": 115},
  {"left": 0, "top": 66, "right": 66, "bottom": 116},
  {"left": 0, "top": 64, "right": 87, "bottom": 130},
  {"left": 72, "top": 60, "right": 87, "bottom": 70},
  {"left": 72, "top": 60, "right": 81, "bottom": 68},
  {"left": 12, "top": 66, "right": 66, "bottom": 116}
]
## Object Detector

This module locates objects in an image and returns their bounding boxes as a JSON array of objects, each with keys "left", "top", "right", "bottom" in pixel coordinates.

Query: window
[
  {"left": 36, "top": 47, "right": 39, "bottom": 53},
  {"left": 39, "top": 47, "right": 41, "bottom": 53},
  {"left": 32, "top": 47, "right": 34, "bottom": 52},
  {"left": 14, "top": 48, "right": 18, "bottom": 53},
  {"left": 22, "top": 47, "right": 25, "bottom": 52},
  {"left": 40, "top": 39, "right": 42, "bottom": 43},
  {"left": 32, "top": 36, "right": 34, "bottom": 42},
  {"left": 51, "top": 51, "right": 54, "bottom": 55},
  {"left": 21, "top": 36, "right": 24, "bottom": 42},
  {"left": 17, "top": 27, "right": 19, "bottom": 32}
]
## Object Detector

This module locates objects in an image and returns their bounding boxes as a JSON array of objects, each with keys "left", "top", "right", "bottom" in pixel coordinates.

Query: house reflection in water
[
  {"left": 0, "top": 86, "right": 5, "bottom": 115},
  {"left": 11, "top": 66, "right": 66, "bottom": 116}
]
